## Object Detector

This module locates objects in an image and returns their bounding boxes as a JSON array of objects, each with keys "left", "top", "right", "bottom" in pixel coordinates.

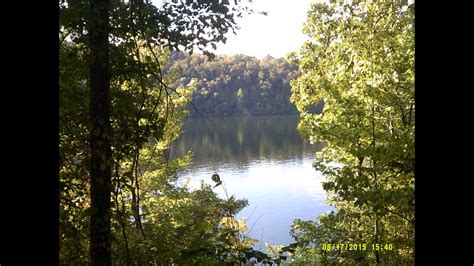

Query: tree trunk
[{"left": 89, "top": 0, "right": 112, "bottom": 264}]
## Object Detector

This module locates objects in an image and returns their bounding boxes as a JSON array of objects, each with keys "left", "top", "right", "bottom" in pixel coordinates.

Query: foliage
[
  {"left": 164, "top": 52, "right": 307, "bottom": 116},
  {"left": 112, "top": 181, "right": 256, "bottom": 265},
  {"left": 288, "top": 0, "right": 415, "bottom": 264},
  {"left": 59, "top": 0, "right": 267, "bottom": 264}
]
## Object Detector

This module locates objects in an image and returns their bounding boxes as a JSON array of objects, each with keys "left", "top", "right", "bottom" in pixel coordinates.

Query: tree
[
  {"left": 60, "top": 0, "right": 255, "bottom": 264},
  {"left": 88, "top": 0, "right": 112, "bottom": 264},
  {"left": 288, "top": 0, "right": 414, "bottom": 264}
]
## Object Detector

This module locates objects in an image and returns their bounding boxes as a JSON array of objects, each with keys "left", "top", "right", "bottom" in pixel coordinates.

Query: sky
[
  {"left": 151, "top": 0, "right": 318, "bottom": 59},
  {"left": 214, "top": 0, "right": 317, "bottom": 58}
]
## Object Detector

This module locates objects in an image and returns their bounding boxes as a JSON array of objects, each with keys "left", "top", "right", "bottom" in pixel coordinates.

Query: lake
[{"left": 169, "top": 114, "right": 332, "bottom": 248}]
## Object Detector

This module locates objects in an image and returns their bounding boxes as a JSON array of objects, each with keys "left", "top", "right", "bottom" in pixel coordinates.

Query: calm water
[{"left": 169, "top": 115, "right": 332, "bottom": 248}]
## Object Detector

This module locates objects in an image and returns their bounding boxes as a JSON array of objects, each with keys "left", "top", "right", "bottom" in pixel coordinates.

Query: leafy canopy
[
  {"left": 59, "top": 0, "right": 265, "bottom": 264},
  {"left": 285, "top": 0, "right": 415, "bottom": 264}
]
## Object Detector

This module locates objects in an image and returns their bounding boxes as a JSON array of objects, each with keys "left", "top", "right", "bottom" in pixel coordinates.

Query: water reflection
[{"left": 170, "top": 115, "right": 323, "bottom": 167}]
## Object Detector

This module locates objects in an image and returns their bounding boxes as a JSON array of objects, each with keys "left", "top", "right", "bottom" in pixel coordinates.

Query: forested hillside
[
  {"left": 59, "top": 0, "right": 414, "bottom": 264},
  {"left": 164, "top": 52, "right": 318, "bottom": 116}
]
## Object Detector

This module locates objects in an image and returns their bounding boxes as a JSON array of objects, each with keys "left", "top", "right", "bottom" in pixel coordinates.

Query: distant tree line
[{"left": 164, "top": 52, "right": 321, "bottom": 116}]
